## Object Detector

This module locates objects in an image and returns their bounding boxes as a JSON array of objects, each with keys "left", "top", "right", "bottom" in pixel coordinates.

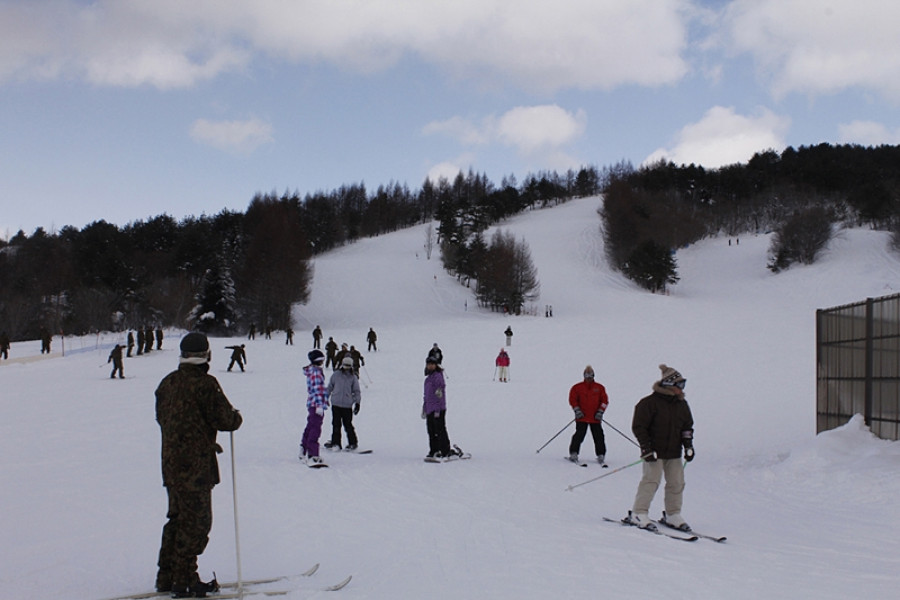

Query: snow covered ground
[{"left": 3, "top": 196, "right": 900, "bottom": 600}]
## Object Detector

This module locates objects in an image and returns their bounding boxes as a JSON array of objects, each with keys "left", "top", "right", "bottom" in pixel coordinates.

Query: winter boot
[
  {"left": 661, "top": 511, "right": 691, "bottom": 532},
  {"left": 171, "top": 577, "right": 218, "bottom": 598},
  {"left": 596, "top": 454, "right": 606, "bottom": 466},
  {"left": 323, "top": 441, "right": 341, "bottom": 451},
  {"left": 566, "top": 453, "right": 580, "bottom": 463}
]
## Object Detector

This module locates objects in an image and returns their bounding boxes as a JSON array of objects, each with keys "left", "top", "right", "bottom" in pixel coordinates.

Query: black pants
[
  {"left": 569, "top": 421, "right": 606, "bottom": 456},
  {"left": 330, "top": 406, "right": 358, "bottom": 447},
  {"left": 156, "top": 487, "right": 212, "bottom": 590},
  {"left": 228, "top": 358, "right": 244, "bottom": 371},
  {"left": 426, "top": 410, "right": 451, "bottom": 456}
]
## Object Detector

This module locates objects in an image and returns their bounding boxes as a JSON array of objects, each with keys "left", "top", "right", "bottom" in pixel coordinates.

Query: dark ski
[{"left": 603, "top": 517, "right": 698, "bottom": 542}]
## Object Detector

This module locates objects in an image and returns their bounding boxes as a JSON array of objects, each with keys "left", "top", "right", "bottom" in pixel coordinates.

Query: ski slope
[{"left": 2, "top": 196, "right": 900, "bottom": 599}]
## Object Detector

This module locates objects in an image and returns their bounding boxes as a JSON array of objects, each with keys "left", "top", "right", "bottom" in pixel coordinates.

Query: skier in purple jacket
[{"left": 423, "top": 355, "right": 453, "bottom": 458}]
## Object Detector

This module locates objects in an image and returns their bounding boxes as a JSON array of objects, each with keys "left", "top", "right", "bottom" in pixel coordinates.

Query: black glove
[
  {"left": 353, "top": 403, "right": 360, "bottom": 415},
  {"left": 641, "top": 447, "right": 657, "bottom": 462},
  {"left": 594, "top": 409, "right": 604, "bottom": 421},
  {"left": 573, "top": 407, "right": 584, "bottom": 419},
  {"left": 683, "top": 441, "right": 695, "bottom": 462}
]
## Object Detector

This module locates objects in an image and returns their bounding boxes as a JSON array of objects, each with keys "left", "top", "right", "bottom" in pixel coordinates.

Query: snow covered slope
[{"left": 2, "top": 196, "right": 900, "bottom": 600}]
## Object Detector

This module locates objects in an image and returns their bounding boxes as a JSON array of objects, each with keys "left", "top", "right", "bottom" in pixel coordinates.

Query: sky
[
  {"left": 3, "top": 196, "right": 900, "bottom": 599},
  {"left": 3, "top": 0, "right": 900, "bottom": 237}
]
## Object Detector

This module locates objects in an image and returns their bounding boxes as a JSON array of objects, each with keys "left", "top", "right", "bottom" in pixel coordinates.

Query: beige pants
[{"left": 632, "top": 458, "right": 685, "bottom": 516}]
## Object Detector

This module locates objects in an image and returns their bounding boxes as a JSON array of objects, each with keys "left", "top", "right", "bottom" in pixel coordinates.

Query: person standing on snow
[
  {"left": 423, "top": 355, "right": 464, "bottom": 459},
  {"left": 366, "top": 327, "right": 377, "bottom": 351},
  {"left": 495, "top": 348, "right": 510, "bottom": 382},
  {"left": 324, "top": 356, "right": 362, "bottom": 451},
  {"left": 504, "top": 326, "right": 513, "bottom": 346},
  {"left": 567, "top": 365, "right": 609, "bottom": 465},
  {"left": 300, "top": 349, "right": 328, "bottom": 466},
  {"left": 324, "top": 337, "right": 338, "bottom": 369},
  {"left": 625, "top": 364, "right": 695, "bottom": 532},
  {"left": 108, "top": 343, "right": 125, "bottom": 379},
  {"left": 154, "top": 332, "right": 242, "bottom": 597},
  {"left": 312, "top": 325, "right": 323, "bottom": 349}
]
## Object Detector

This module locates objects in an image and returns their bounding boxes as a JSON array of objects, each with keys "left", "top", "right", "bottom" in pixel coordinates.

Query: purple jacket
[{"left": 423, "top": 369, "right": 446, "bottom": 414}]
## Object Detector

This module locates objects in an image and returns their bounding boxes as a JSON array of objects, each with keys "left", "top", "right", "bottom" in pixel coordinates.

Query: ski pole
[
  {"left": 229, "top": 432, "right": 243, "bottom": 594},
  {"left": 362, "top": 364, "right": 373, "bottom": 384},
  {"left": 566, "top": 457, "right": 644, "bottom": 491},
  {"left": 536, "top": 418, "right": 575, "bottom": 453},
  {"left": 492, "top": 366, "right": 497, "bottom": 381},
  {"left": 601, "top": 416, "right": 641, "bottom": 448}
]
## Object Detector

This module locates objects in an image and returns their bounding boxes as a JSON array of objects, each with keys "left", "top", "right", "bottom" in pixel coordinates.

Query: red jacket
[
  {"left": 569, "top": 380, "right": 609, "bottom": 423},
  {"left": 495, "top": 351, "right": 510, "bottom": 367}
]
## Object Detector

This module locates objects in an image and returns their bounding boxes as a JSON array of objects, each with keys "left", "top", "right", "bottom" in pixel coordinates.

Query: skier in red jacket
[
  {"left": 567, "top": 365, "right": 609, "bottom": 465},
  {"left": 495, "top": 349, "right": 510, "bottom": 382}
]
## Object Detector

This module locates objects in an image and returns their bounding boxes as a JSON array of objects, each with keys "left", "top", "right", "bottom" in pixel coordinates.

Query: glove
[
  {"left": 421, "top": 409, "right": 427, "bottom": 420},
  {"left": 573, "top": 407, "right": 585, "bottom": 419},
  {"left": 315, "top": 406, "right": 325, "bottom": 417},
  {"left": 353, "top": 403, "right": 360, "bottom": 415},
  {"left": 641, "top": 447, "right": 657, "bottom": 462},
  {"left": 594, "top": 409, "right": 605, "bottom": 421},
  {"left": 684, "top": 444, "right": 695, "bottom": 462}
]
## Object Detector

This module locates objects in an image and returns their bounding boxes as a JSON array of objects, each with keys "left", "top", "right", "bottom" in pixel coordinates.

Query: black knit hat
[
  {"left": 308, "top": 349, "right": 325, "bottom": 364},
  {"left": 180, "top": 332, "right": 209, "bottom": 356}
]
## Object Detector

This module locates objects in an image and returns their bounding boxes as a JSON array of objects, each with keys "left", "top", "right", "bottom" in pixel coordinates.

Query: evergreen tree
[
  {"left": 189, "top": 256, "right": 238, "bottom": 334},
  {"left": 622, "top": 240, "right": 679, "bottom": 293}
]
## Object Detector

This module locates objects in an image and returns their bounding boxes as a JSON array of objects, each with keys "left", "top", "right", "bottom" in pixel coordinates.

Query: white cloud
[
  {"left": 721, "top": 0, "right": 900, "bottom": 101},
  {"left": 495, "top": 106, "right": 587, "bottom": 154},
  {"left": 0, "top": 0, "right": 690, "bottom": 91},
  {"left": 424, "top": 104, "right": 586, "bottom": 156},
  {"left": 838, "top": 121, "right": 900, "bottom": 146},
  {"left": 645, "top": 105, "right": 789, "bottom": 168},
  {"left": 189, "top": 117, "right": 274, "bottom": 154}
]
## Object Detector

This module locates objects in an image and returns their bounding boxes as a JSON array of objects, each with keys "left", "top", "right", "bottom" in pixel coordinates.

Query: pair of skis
[
  {"left": 103, "top": 564, "right": 352, "bottom": 600},
  {"left": 603, "top": 516, "right": 727, "bottom": 543}
]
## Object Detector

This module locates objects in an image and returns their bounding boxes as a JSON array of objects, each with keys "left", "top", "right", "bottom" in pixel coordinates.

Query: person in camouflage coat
[{"left": 155, "top": 332, "right": 243, "bottom": 597}]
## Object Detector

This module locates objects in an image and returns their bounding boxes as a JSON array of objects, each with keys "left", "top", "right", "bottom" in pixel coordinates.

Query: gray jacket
[{"left": 327, "top": 369, "right": 361, "bottom": 409}]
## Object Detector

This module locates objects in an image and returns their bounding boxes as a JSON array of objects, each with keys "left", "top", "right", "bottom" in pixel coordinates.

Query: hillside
[{"left": 2, "top": 196, "right": 900, "bottom": 599}]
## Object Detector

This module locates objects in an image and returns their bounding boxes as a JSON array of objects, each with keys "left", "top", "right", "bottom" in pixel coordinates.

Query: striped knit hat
[{"left": 658, "top": 364, "right": 685, "bottom": 387}]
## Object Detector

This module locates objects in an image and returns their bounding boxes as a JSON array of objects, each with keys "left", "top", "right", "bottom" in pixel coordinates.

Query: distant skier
[
  {"left": 226, "top": 344, "right": 247, "bottom": 372},
  {"left": 248, "top": 323, "right": 257, "bottom": 340},
  {"left": 137, "top": 328, "right": 145, "bottom": 356},
  {"left": 156, "top": 328, "right": 164, "bottom": 350},
  {"left": 285, "top": 327, "right": 294, "bottom": 345},
  {"left": 108, "top": 344, "right": 125, "bottom": 379},
  {"left": 367, "top": 327, "right": 377, "bottom": 352},
  {"left": 625, "top": 364, "right": 694, "bottom": 532},
  {"left": 40, "top": 327, "right": 52, "bottom": 354},
  {"left": 127, "top": 331, "right": 135, "bottom": 357},
  {"left": 144, "top": 326, "right": 154, "bottom": 353},
  {"left": 495, "top": 348, "right": 510, "bottom": 382},
  {"left": 334, "top": 343, "right": 350, "bottom": 371},
  {"left": 349, "top": 345, "right": 365, "bottom": 377},
  {"left": 0, "top": 331, "right": 10, "bottom": 360},
  {"left": 325, "top": 337, "right": 338, "bottom": 369},
  {"left": 312, "top": 325, "right": 323, "bottom": 349},
  {"left": 568, "top": 365, "right": 609, "bottom": 465},
  {"left": 300, "top": 349, "right": 328, "bottom": 466},
  {"left": 504, "top": 326, "right": 513, "bottom": 346},
  {"left": 324, "top": 356, "right": 362, "bottom": 451}
]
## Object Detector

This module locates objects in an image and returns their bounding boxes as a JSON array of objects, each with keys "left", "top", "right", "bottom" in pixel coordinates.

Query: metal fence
[{"left": 816, "top": 293, "right": 900, "bottom": 440}]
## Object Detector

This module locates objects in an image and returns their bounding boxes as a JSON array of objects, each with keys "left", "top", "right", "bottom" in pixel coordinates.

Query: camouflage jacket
[{"left": 156, "top": 363, "right": 242, "bottom": 490}]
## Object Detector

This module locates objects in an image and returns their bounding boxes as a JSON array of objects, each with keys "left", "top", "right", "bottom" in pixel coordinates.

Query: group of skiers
[{"left": 153, "top": 329, "right": 695, "bottom": 597}]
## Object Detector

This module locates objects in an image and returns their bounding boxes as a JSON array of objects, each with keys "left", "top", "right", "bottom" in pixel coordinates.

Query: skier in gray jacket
[{"left": 324, "top": 356, "right": 362, "bottom": 450}]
